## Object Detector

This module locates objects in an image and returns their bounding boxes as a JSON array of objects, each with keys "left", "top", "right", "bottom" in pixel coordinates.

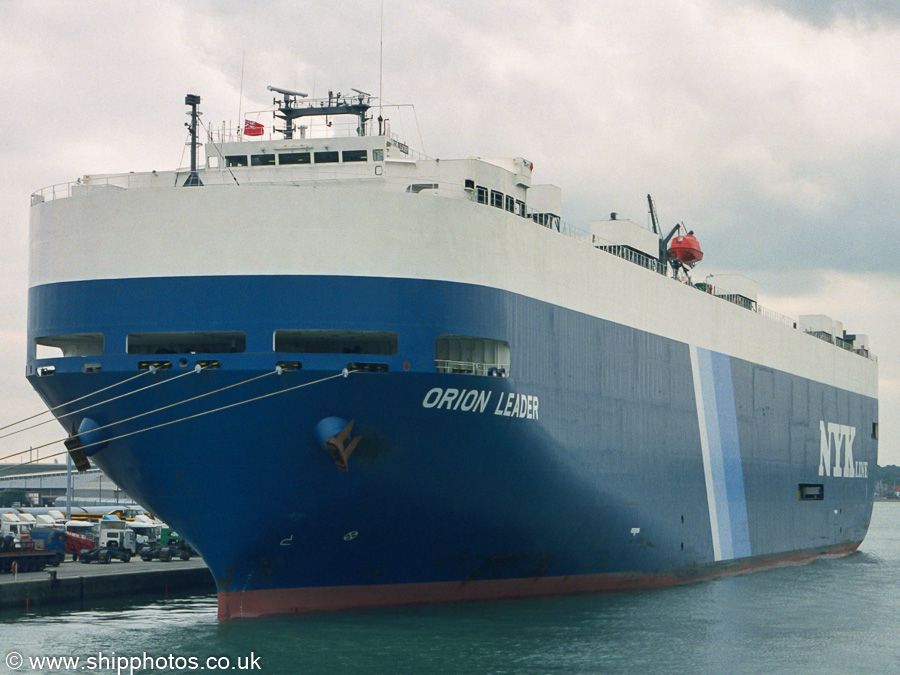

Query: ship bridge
[{"left": 31, "top": 87, "right": 566, "bottom": 235}]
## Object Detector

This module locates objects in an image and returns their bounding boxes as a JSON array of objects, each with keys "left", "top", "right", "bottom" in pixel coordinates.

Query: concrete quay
[{"left": 0, "top": 557, "right": 215, "bottom": 611}]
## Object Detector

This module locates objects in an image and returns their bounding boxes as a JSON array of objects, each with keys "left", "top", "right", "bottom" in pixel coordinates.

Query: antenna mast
[
  {"left": 183, "top": 94, "right": 203, "bottom": 187},
  {"left": 379, "top": 0, "right": 384, "bottom": 135}
]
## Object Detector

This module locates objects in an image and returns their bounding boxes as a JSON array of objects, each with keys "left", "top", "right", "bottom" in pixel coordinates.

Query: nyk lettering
[
  {"left": 819, "top": 421, "right": 867, "bottom": 478},
  {"left": 422, "top": 387, "right": 539, "bottom": 420}
]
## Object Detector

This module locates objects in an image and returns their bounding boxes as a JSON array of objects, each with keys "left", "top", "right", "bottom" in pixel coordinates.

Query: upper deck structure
[{"left": 31, "top": 88, "right": 872, "bottom": 367}]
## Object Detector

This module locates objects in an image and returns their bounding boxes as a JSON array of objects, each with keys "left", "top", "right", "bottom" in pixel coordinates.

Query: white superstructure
[{"left": 29, "top": 90, "right": 877, "bottom": 399}]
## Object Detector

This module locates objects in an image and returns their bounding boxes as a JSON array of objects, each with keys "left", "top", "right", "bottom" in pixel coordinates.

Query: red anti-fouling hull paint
[{"left": 217, "top": 541, "right": 861, "bottom": 619}]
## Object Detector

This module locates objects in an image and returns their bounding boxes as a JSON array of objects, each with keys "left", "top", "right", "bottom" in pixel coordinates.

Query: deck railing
[
  {"left": 435, "top": 360, "right": 508, "bottom": 377},
  {"left": 30, "top": 168, "right": 870, "bottom": 360}
]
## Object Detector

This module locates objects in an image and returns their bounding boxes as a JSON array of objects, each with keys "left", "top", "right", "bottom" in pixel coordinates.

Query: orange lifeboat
[{"left": 668, "top": 232, "right": 703, "bottom": 267}]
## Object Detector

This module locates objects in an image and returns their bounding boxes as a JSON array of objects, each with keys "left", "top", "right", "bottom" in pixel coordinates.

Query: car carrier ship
[{"left": 27, "top": 87, "right": 878, "bottom": 618}]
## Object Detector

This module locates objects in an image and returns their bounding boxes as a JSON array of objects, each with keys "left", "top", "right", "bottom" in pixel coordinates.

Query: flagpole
[
  {"left": 237, "top": 50, "right": 245, "bottom": 140},
  {"left": 379, "top": 0, "right": 384, "bottom": 128}
]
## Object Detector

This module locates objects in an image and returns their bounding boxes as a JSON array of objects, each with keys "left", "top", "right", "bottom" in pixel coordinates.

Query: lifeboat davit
[{"left": 668, "top": 232, "right": 703, "bottom": 267}]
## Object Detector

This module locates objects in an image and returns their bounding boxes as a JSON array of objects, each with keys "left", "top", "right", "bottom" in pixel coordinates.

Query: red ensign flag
[{"left": 243, "top": 120, "right": 265, "bottom": 136}]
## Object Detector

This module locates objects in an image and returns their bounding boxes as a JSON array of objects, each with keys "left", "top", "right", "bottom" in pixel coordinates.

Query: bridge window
[
  {"left": 314, "top": 151, "right": 339, "bottom": 164},
  {"left": 126, "top": 331, "right": 246, "bottom": 355},
  {"left": 225, "top": 155, "right": 248, "bottom": 167},
  {"left": 35, "top": 333, "right": 104, "bottom": 358},
  {"left": 490, "top": 190, "right": 504, "bottom": 209},
  {"left": 274, "top": 330, "right": 398, "bottom": 355},
  {"left": 251, "top": 154, "right": 275, "bottom": 166},
  {"left": 278, "top": 152, "right": 311, "bottom": 165},
  {"left": 476, "top": 186, "right": 488, "bottom": 204},
  {"left": 342, "top": 150, "right": 368, "bottom": 162},
  {"left": 505, "top": 195, "right": 515, "bottom": 213},
  {"left": 435, "top": 335, "right": 510, "bottom": 376}
]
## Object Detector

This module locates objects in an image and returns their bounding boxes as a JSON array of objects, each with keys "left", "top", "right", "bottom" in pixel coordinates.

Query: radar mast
[{"left": 268, "top": 86, "right": 373, "bottom": 139}]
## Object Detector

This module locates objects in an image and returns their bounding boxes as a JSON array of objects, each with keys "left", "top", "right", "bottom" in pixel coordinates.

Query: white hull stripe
[{"left": 690, "top": 345, "right": 752, "bottom": 562}]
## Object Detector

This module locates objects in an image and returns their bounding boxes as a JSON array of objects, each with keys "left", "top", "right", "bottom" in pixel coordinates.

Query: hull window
[
  {"left": 126, "top": 331, "right": 246, "bottom": 355},
  {"left": 274, "top": 330, "right": 398, "bottom": 355},
  {"left": 406, "top": 183, "right": 438, "bottom": 193},
  {"left": 35, "top": 333, "right": 104, "bottom": 359},
  {"left": 798, "top": 484, "right": 824, "bottom": 501},
  {"left": 435, "top": 335, "right": 510, "bottom": 376}
]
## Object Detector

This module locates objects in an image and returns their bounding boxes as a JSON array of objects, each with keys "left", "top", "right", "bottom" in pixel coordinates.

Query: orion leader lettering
[
  {"left": 819, "top": 421, "right": 867, "bottom": 478},
  {"left": 421, "top": 387, "right": 539, "bottom": 420}
]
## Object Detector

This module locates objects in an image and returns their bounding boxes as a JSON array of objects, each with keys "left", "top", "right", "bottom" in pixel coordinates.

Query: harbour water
[{"left": 3, "top": 501, "right": 900, "bottom": 674}]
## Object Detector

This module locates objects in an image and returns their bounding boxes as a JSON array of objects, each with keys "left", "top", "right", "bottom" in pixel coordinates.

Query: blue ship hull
[{"left": 27, "top": 275, "right": 877, "bottom": 617}]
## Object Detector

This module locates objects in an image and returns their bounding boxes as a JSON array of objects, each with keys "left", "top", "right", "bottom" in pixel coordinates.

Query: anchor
[
  {"left": 64, "top": 423, "right": 91, "bottom": 472},
  {"left": 324, "top": 419, "right": 362, "bottom": 472}
]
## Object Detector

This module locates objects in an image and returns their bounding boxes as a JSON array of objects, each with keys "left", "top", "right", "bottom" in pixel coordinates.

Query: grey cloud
[{"left": 753, "top": 0, "right": 900, "bottom": 27}]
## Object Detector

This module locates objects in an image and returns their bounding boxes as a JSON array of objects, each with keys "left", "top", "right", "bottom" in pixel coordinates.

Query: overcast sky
[{"left": 0, "top": 0, "right": 897, "bottom": 465}]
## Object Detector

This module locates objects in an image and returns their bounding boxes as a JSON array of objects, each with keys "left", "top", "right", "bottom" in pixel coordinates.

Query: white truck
[
  {"left": 1, "top": 512, "right": 32, "bottom": 544},
  {"left": 127, "top": 514, "right": 162, "bottom": 554},
  {"left": 78, "top": 515, "right": 137, "bottom": 563},
  {"left": 0, "top": 512, "right": 61, "bottom": 572}
]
